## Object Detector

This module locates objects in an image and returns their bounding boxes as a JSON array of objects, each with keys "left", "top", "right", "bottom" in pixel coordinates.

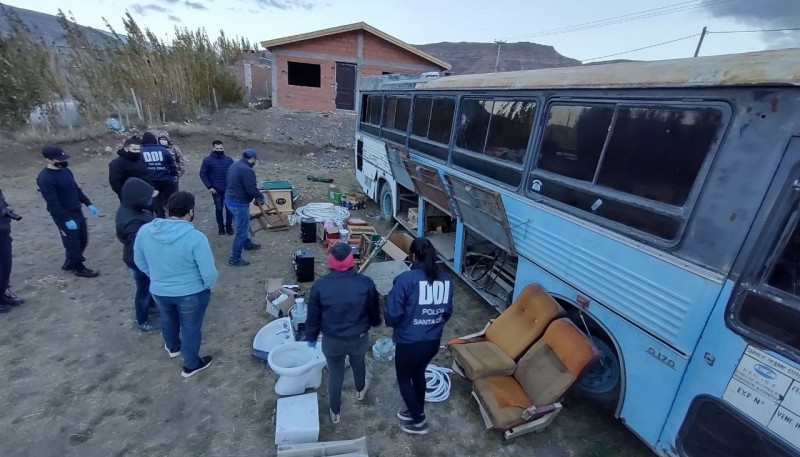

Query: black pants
[
  {"left": 52, "top": 211, "right": 88, "bottom": 269},
  {"left": 152, "top": 179, "right": 178, "bottom": 218},
  {"left": 395, "top": 339, "right": 440, "bottom": 424},
  {"left": 212, "top": 191, "right": 233, "bottom": 230},
  {"left": 0, "top": 229, "right": 11, "bottom": 293}
]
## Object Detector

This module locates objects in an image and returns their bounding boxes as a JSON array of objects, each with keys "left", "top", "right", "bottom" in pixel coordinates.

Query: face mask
[
  {"left": 189, "top": 210, "right": 195, "bottom": 222},
  {"left": 247, "top": 159, "right": 256, "bottom": 168},
  {"left": 159, "top": 139, "right": 169, "bottom": 147},
  {"left": 54, "top": 161, "right": 69, "bottom": 168},
  {"left": 213, "top": 150, "right": 224, "bottom": 156}
]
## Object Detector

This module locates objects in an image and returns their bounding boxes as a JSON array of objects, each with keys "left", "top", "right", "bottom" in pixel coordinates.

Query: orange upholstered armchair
[
  {"left": 471, "top": 318, "right": 599, "bottom": 441},
  {"left": 448, "top": 284, "right": 564, "bottom": 380}
]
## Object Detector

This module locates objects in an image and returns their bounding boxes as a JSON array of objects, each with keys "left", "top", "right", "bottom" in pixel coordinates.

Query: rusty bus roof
[{"left": 416, "top": 48, "right": 800, "bottom": 90}]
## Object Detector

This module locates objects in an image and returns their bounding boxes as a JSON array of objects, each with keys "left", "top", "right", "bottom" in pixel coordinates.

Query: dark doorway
[{"left": 335, "top": 62, "right": 356, "bottom": 110}]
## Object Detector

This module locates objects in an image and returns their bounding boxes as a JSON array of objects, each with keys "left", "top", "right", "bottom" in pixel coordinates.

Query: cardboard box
[
  {"left": 347, "top": 225, "right": 376, "bottom": 236},
  {"left": 250, "top": 190, "right": 293, "bottom": 216},
  {"left": 382, "top": 233, "right": 414, "bottom": 261},
  {"left": 265, "top": 278, "right": 299, "bottom": 318}
]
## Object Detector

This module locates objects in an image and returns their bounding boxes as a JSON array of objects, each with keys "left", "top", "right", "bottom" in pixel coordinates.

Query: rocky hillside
[
  {"left": 0, "top": 4, "right": 114, "bottom": 48},
  {"left": 417, "top": 41, "right": 580, "bottom": 75}
]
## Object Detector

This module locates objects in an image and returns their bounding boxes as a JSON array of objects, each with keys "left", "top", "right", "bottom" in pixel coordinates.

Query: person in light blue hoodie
[{"left": 134, "top": 191, "right": 218, "bottom": 378}]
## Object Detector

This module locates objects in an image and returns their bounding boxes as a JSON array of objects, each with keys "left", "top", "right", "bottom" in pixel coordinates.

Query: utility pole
[
  {"left": 693, "top": 26, "right": 708, "bottom": 57},
  {"left": 494, "top": 40, "right": 506, "bottom": 73}
]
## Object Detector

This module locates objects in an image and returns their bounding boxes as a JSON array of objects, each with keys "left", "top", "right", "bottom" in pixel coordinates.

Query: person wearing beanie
[
  {"left": 386, "top": 237, "right": 453, "bottom": 435},
  {"left": 199, "top": 140, "right": 234, "bottom": 235},
  {"left": 36, "top": 144, "right": 101, "bottom": 278},
  {"left": 141, "top": 131, "right": 178, "bottom": 218},
  {"left": 108, "top": 135, "right": 149, "bottom": 200},
  {"left": 156, "top": 130, "right": 185, "bottom": 178},
  {"left": 304, "top": 242, "right": 381, "bottom": 424},
  {"left": 224, "top": 148, "right": 264, "bottom": 266}
]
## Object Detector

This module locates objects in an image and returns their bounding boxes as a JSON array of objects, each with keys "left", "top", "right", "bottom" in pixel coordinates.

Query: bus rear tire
[
  {"left": 379, "top": 183, "right": 393, "bottom": 218},
  {"left": 572, "top": 336, "right": 621, "bottom": 413}
]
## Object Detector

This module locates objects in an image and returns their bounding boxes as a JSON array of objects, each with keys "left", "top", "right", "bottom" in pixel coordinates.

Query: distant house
[
  {"left": 232, "top": 50, "right": 272, "bottom": 103},
  {"left": 260, "top": 22, "right": 450, "bottom": 112}
]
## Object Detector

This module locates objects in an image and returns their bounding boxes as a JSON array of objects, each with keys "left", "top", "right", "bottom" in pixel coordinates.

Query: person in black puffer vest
[
  {"left": 115, "top": 177, "right": 159, "bottom": 332},
  {"left": 141, "top": 131, "right": 178, "bottom": 218},
  {"left": 108, "top": 136, "right": 149, "bottom": 200},
  {"left": 199, "top": 139, "right": 234, "bottom": 235},
  {"left": 0, "top": 188, "right": 24, "bottom": 312}
]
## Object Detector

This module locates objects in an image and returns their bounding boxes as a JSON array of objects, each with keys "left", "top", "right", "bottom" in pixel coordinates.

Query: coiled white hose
[
  {"left": 425, "top": 364, "right": 453, "bottom": 403},
  {"left": 294, "top": 202, "right": 350, "bottom": 222}
]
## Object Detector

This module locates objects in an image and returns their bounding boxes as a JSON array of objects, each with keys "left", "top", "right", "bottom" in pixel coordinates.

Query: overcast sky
[{"left": 3, "top": 0, "right": 799, "bottom": 63}]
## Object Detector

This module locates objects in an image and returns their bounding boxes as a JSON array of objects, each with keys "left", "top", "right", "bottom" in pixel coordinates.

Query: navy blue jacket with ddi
[{"left": 385, "top": 266, "right": 453, "bottom": 344}]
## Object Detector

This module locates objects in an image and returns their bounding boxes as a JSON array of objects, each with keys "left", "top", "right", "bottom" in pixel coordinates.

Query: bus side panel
[
  {"left": 658, "top": 280, "right": 800, "bottom": 456},
  {"left": 502, "top": 195, "right": 725, "bottom": 356},
  {"left": 356, "top": 134, "right": 392, "bottom": 200},
  {"left": 515, "top": 257, "right": 687, "bottom": 449}
]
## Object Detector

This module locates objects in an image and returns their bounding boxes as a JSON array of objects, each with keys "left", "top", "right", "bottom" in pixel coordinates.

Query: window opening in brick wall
[{"left": 288, "top": 61, "right": 321, "bottom": 87}]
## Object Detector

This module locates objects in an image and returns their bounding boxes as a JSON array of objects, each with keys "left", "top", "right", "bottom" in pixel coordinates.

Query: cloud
[
  {"left": 250, "top": 0, "right": 317, "bottom": 11},
  {"left": 703, "top": 0, "right": 800, "bottom": 46},
  {"left": 168, "top": 15, "right": 182, "bottom": 22},
  {"left": 184, "top": 0, "right": 208, "bottom": 10},
  {"left": 130, "top": 3, "right": 169, "bottom": 15}
]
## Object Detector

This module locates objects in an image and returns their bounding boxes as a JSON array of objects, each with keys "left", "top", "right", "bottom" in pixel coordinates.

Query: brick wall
[
  {"left": 286, "top": 33, "right": 359, "bottom": 58},
  {"left": 361, "top": 32, "right": 437, "bottom": 68},
  {"left": 275, "top": 54, "right": 336, "bottom": 111}
]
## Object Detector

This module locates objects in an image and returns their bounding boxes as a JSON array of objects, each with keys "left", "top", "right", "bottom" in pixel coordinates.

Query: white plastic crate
[{"left": 275, "top": 392, "right": 319, "bottom": 445}]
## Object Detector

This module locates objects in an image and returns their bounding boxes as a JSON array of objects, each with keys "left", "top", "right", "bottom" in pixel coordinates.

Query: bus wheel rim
[{"left": 578, "top": 338, "right": 620, "bottom": 394}]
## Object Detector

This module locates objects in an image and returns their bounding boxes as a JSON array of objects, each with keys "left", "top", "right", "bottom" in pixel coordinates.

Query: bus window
[
  {"left": 457, "top": 99, "right": 492, "bottom": 153},
  {"left": 410, "top": 97, "right": 455, "bottom": 162},
  {"left": 456, "top": 99, "right": 535, "bottom": 164},
  {"left": 538, "top": 105, "right": 613, "bottom": 181},
  {"left": 429, "top": 98, "right": 455, "bottom": 144},
  {"left": 360, "top": 94, "right": 382, "bottom": 125},
  {"left": 412, "top": 98, "right": 433, "bottom": 137},
  {"left": 598, "top": 107, "right": 722, "bottom": 206},
  {"left": 383, "top": 96, "right": 411, "bottom": 132},
  {"left": 383, "top": 97, "right": 397, "bottom": 129}
]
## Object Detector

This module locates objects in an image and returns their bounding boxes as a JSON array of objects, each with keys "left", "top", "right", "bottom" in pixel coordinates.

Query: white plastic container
[{"left": 275, "top": 392, "right": 319, "bottom": 445}]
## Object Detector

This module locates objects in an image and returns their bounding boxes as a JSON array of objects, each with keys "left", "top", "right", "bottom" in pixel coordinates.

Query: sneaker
[
  {"left": 218, "top": 227, "right": 225, "bottom": 236},
  {"left": 356, "top": 376, "right": 370, "bottom": 401},
  {"left": 164, "top": 344, "right": 181, "bottom": 358},
  {"left": 74, "top": 265, "right": 99, "bottom": 278},
  {"left": 181, "top": 355, "right": 213, "bottom": 378},
  {"left": 401, "top": 420, "right": 429, "bottom": 435},
  {"left": 61, "top": 262, "right": 75, "bottom": 271},
  {"left": 136, "top": 322, "right": 160, "bottom": 332},
  {"left": 396, "top": 410, "right": 414, "bottom": 422},
  {"left": 227, "top": 259, "right": 250, "bottom": 267},
  {"left": 243, "top": 243, "right": 261, "bottom": 251},
  {"left": 1, "top": 289, "right": 24, "bottom": 306},
  {"left": 225, "top": 226, "right": 234, "bottom": 235},
  {"left": 329, "top": 409, "right": 341, "bottom": 424}
]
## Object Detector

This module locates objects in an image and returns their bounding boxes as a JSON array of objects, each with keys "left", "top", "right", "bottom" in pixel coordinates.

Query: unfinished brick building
[{"left": 260, "top": 22, "right": 450, "bottom": 112}]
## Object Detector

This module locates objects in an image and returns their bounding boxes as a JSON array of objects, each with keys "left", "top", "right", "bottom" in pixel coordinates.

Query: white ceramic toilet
[{"left": 267, "top": 341, "right": 326, "bottom": 396}]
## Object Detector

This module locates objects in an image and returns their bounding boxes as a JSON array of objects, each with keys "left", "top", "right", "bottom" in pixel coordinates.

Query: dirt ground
[{"left": 0, "top": 109, "right": 655, "bottom": 457}]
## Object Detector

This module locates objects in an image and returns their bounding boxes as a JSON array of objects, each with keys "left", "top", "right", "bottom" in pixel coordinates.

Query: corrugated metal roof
[
  {"left": 259, "top": 22, "right": 451, "bottom": 70},
  {"left": 418, "top": 48, "right": 800, "bottom": 90}
]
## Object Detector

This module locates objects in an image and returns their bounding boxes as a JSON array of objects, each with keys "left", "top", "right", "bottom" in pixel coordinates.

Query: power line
[
  {"left": 501, "top": 0, "right": 732, "bottom": 41},
  {"left": 708, "top": 27, "right": 800, "bottom": 34},
  {"left": 582, "top": 33, "right": 701, "bottom": 62}
]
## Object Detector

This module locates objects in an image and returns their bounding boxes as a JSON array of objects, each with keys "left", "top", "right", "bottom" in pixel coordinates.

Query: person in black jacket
[
  {"left": 115, "top": 178, "right": 159, "bottom": 332},
  {"left": 199, "top": 140, "right": 234, "bottom": 235},
  {"left": 385, "top": 237, "right": 453, "bottom": 435},
  {"left": 36, "top": 145, "right": 101, "bottom": 278},
  {"left": 224, "top": 149, "right": 265, "bottom": 266},
  {"left": 305, "top": 242, "right": 381, "bottom": 424},
  {"left": 141, "top": 131, "right": 178, "bottom": 218},
  {"left": 108, "top": 136, "right": 149, "bottom": 200},
  {"left": 0, "top": 188, "right": 24, "bottom": 312}
]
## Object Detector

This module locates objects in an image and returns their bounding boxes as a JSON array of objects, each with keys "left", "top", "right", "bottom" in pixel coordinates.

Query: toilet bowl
[
  {"left": 252, "top": 317, "right": 294, "bottom": 363},
  {"left": 268, "top": 341, "right": 326, "bottom": 396}
]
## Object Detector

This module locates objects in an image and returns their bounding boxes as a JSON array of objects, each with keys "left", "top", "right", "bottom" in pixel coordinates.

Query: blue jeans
[
  {"left": 321, "top": 333, "right": 369, "bottom": 415},
  {"left": 226, "top": 203, "right": 255, "bottom": 262},
  {"left": 153, "top": 289, "right": 211, "bottom": 369},
  {"left": 212, "top": 191, "right": 233, "bottom": 230},
  {"left": 129, "top": 268, "right": 155, "bottom": 325}
]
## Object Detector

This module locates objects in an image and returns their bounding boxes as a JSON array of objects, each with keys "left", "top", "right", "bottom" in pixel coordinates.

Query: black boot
[
  {"left": 1, "top": 289, "right": 24, "bottom": 306},
  {"left": 226, "top": 225, "right": 234, "bottom": 235},
  {"left": 75, "top": 263, "right": 99, "bottom": 278},
  {"left": 218, "top": 227, "right": 226, "bottom": 236}
]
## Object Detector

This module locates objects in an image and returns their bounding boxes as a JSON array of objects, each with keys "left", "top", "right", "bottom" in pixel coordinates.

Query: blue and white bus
[{"left": 354, "top": 48, "right": 800, "bottom": 456}]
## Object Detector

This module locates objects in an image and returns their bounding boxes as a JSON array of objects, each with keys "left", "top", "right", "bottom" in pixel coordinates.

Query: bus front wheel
[
  {"left": 379, "top": 183, "right": 393, "bottom": 218},
  {"left": 573, "top": 336, "right": 621, "bottom": 413}
]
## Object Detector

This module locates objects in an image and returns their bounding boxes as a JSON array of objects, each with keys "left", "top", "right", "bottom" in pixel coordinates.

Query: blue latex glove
[
  {"left": 65, "top": 220, "right": 78, "bottom": 230},
  {"left": 307, "top": 341, "right": 317, "bottom": 349},
  {"left": 87, "top": 205, "right": 99, "bottom": 217},
  {"left": 258, "top": 199, "right": 266, "bottom": 206}
]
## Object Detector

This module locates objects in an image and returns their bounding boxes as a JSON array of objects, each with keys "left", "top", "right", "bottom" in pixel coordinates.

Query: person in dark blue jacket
[
  {"left": 0, "top": 188, "right": 23, "bottom": 311},
  {"left": 305, "top": 242, "right": 381, "bottom": 424},
  {"left": 141, "top": 132, "right": 178, "bottom": 218},
  {"left": 386, "top": 237, "right": 453, "bottom": 435},
  {"left": 199, "top": 140, "right": 234, "bottom": 235},
  {"left": 224, "top": 149, "right": 265, "bottom": 266},
  {"left": 36, "top": 145, "right": 101, "bottom": 278}
]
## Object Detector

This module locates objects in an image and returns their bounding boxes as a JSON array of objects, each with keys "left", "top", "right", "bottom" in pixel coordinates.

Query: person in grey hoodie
[
  {"left": 115, "top": 177, "right": 158, "bottom": 332},
  {"left": 134, "top": 191, "right": 218, "bottom": 378}
]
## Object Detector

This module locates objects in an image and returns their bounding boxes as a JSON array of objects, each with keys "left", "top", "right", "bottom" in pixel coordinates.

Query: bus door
[
  {"left": 444, "top": 174, "right": 516, "bottom": 255},
  {"left": 659, "top": 137, "right": 800, "bottom": 457}
]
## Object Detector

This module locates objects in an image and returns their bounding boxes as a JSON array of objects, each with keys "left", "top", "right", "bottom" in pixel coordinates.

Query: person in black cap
[
  {"left": 141, "top": 132, "right": 178, "bottom": 218},
  {"left": 36, "top": 145, "right": 101, "bottom": 278},
  {"left": 304, "top": 242, "right": 381, "bottom": 424},
  {"left": 224, "top": 148, "right": 265, "bottom": 266},
  {"left": 0, "top": 188, "right": 24, "bottom": 312}
]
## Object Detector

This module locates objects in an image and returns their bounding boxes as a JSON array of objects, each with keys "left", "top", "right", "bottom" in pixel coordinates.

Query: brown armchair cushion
[
  {"left": 451, "top": 341, "right": 516, "bottom": 380},
  {"left": 474, "top": 376, "right": 532, "bottom": 430}
]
